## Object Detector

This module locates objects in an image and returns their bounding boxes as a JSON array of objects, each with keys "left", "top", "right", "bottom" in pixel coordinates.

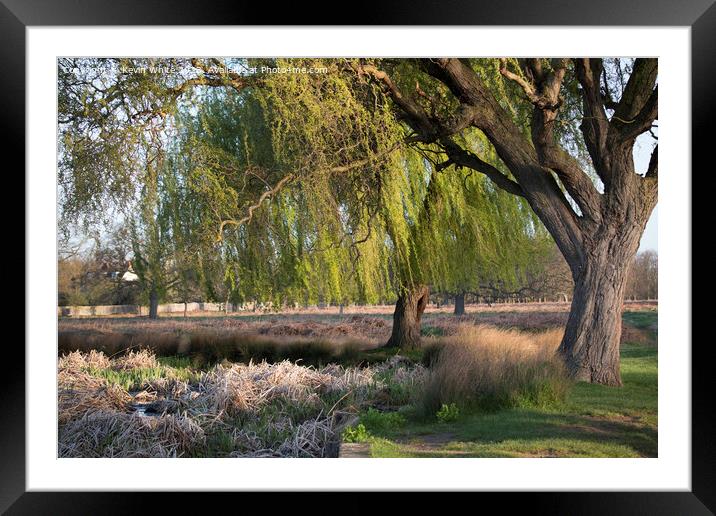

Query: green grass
[
  {"left": 85, "top": 360, "right": 200, "bottom": 391},
  {"left": 622, "top": 310, "right": 658, "bottom": 330},
  {"left": 356, "top": 313, "right": 658, "bottom": 458}
]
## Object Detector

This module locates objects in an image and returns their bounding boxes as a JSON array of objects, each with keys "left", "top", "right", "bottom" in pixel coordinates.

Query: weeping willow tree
[
  {"left": 58, "top": 57, "right": 553, "bottom": 344},
  {"left": 169, "top": 59, "right": 540, "bottom": 348},
  {"left": 127, "top": 144, "right": 170, "bottom": 319},
  {"left": 170, "top": 58, "right": 406, "bottom": 308}
]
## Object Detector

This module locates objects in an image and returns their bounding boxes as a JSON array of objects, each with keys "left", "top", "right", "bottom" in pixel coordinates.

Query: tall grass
[
  {"left": 419, "top": 325, "right": 570, "bottom": 414},
  {"left": 58, "top": 330, "right": 369, "bottom": 368}
]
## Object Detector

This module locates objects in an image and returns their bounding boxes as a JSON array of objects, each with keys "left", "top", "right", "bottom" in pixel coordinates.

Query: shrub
[
  {"left": 360, "top": 407, "right": 406, "bottom": 433},
  {"left": 342, "top": 423, "right": 371, "bottom": 443},
  {"left": 436, "top": 403, "right": 459, "bottom": 423},
  {"left": 419, "top": 325, "right": 571, "bottom": 414}
]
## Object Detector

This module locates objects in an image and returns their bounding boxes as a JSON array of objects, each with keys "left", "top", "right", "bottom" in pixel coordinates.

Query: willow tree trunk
[
  {"left": 558, "top": 215, "right": 645, "bottom": 386},
  {"left": 148, "top": 287, "right": 159, "bottom": 320},
  {"left": 385, "top": 285, "right": 429, "bottom": 349},
  {"left": 454, "top": 292, "right": 465, "bottom": 316}
]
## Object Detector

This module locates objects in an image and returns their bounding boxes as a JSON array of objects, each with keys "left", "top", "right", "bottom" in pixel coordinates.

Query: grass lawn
[{"left": 350, "top": 311, "right": 658, "bottom": 458}]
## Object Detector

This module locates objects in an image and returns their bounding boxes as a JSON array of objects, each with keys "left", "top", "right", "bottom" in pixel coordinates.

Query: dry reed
[
  {"left": 420, "top": 324, "right": 569, "bottom": 413},
  {"left": 58, "top": 410, "right": 206, "bottom": 458},
  {"left": 58, "top": 358, "right": 131, "bottom": 425},
  {"left": 58, "top": 351, "right": 390, "bottom": 458}
]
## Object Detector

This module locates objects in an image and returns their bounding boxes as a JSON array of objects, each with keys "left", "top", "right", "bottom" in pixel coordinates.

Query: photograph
[{"left": 56, "top": 56, "right": 659, "bottom": 459}]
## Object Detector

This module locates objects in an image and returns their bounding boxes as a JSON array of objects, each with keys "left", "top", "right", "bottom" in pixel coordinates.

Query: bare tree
[{"left": 625, "top": 250, "right": 658, "bottom": 300}]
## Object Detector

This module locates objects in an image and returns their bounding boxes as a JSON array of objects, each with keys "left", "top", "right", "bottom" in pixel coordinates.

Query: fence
[{"left": 57, "top": 302, "right": 266, "bottom": 317}]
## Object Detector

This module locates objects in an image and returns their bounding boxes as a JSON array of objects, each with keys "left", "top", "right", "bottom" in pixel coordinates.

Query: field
[{"left": 57, "top": 303, "right": 658, "bottom": 458}]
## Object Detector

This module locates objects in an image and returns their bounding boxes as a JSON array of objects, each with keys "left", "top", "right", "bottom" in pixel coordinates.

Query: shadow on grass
[
  {"left": 367, "top": 408, "right": 657, "bottom": 458},
  {"left": 366, "top": 339, "right": 658, "bottom": 458}
]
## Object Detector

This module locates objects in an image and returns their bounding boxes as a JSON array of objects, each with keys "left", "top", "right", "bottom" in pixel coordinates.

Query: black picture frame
[{"left": 4, "top": 1, "right": 707, "bottom": 513}]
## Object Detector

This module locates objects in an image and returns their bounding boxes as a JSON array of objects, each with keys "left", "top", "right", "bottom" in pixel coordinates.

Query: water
[{"left": 130, "top": 402, "right": 153, "bottom": 417}]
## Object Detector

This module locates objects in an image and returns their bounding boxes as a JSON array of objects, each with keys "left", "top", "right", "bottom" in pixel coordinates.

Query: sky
[
  {"left": 639, "top": 206, "right": 658, "bottom": 252},
  {"left": 634, "top": 132, "right": 658, "bottom": 253}
]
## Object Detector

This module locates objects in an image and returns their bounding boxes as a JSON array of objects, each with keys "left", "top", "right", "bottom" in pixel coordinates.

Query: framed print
[{"left": 4, "top": 0, "right": 710, "bottom": 513}]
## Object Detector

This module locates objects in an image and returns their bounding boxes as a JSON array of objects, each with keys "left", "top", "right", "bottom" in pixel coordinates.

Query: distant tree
[
  {"left": 57, "top": 257, "right": 88, "bottom": 306},
  {"left": 518, "top": 240, "right": 574, "bottom": 302},
  {"left": 625, "top": 250, "right": 658, "bottom": 300},
  {"left": 58, "top": 227, "right": 140, "bottom": 306}
]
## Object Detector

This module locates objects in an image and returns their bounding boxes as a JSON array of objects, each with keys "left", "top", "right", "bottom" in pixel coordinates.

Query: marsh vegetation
[{"left": 58, "top": 307, "right": 657, "bottom": 458}]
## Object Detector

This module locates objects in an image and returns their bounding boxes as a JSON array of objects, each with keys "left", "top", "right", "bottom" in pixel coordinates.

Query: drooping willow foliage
[{"left": 58, "top": 57, "right": 552, "bottom": 307}]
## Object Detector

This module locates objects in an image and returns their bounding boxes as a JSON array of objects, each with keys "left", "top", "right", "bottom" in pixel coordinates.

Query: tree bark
[
  {"left": 148, "top": 287, "right": 159, "bottom": 320},
  {"left": 558, "top": 206, "right": 647, "bottom": 386},
  {"left": 385, "top": 285, "right": 429, "bottom": 349},
  {"left": 454, "top": 292, "right": 465, "bottom": 316}
]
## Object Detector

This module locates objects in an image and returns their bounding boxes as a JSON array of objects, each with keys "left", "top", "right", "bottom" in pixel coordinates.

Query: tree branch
[
  {"left": 439, "top": 139, "right": 525, "bottom": 197},
  {"left": 349, "top": 62, "right": 437, "bottom": 140},
  {"left": 217, "top": 174, "right": 294, "bottom": 241},
  {"left": 614, "top": 85, "right": 658, "bottom": 141},
  {"left": 216, "top": 143, "right": 404, "bottom": 241},
  {"left": 611, "top": 58, "right": 658, "bottom": 127},
  {"left": 573, "top": 58, "right": 611, "bottom": 183},
  {"left": 500, "top": 58, "right": 602, "bottom": 223},
  {"left": 499, "top": 58, "right": 566, "bottom": 111}
]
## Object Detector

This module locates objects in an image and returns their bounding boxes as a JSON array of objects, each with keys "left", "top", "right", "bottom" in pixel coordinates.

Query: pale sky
[
  {"left": 634, "top": 132, "right": 658, "bottom": 253},
  {"left": 639, "top": 206, "right": 658, "bottom": 252}
]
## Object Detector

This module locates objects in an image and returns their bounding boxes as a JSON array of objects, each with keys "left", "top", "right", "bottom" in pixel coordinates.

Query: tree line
[{"left": 58, "top": 227, "right": 657, "bottom": 310}]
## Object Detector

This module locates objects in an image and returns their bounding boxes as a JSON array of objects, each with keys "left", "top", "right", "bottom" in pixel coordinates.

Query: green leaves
[{"left": 59, "top": 57, "right": 556, "bottom": 308}]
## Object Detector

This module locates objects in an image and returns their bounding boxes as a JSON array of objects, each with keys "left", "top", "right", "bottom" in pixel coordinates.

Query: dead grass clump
[
  {"left": 420, "top": 324, "right": 569, "bottom": 414},
  {"left": 58, "top": 349, "right": 111, "bottom": 370},
  {"left": 371, "top": 355, "right": 428, "bottom": 388},
  {"left": 322, "top": 363, "right": 377, "bottom": 395},
  {"left": 277, "top": 417, "right": 335, "bottom": 457},
  {"left": 139, "top": 377, "right": 196, "bottom": 414},
  {"left": 58, "top": 369, "right": 131, "bottom": 424},
  {"left": 187, "top": 360, "right": 376, "bottom": 424},
  {"left": 226, "top": 415, "right": 336, "bottom": 458},
  {"left": 111, "top": 349, "right": 160, "bottom": 371},
  {"left": 58, "top": 410, "right": 205, "bottom": 458},
  {"left": 144, "top": 376, "right": 192, "bottom": 398},
  {"left": 57, "top": 351, "right": 401, "bottom": 458}
]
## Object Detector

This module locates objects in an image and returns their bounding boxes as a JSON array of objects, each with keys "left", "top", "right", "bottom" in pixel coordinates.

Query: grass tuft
[{"left": 419, "top": 325, "right": 570, "bottom": 414}]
